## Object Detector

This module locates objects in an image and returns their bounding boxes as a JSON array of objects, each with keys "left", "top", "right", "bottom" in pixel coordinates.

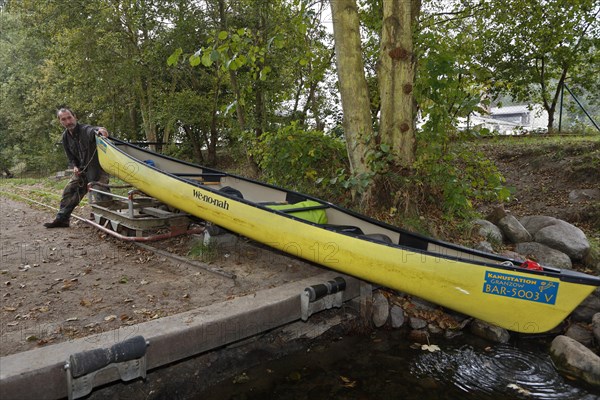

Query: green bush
[
  {"left": 404, "top": 131, "right": 511, "bottom": 222},
  {"left": 251, "top": 123, "right": 348, "bottom": 197}
]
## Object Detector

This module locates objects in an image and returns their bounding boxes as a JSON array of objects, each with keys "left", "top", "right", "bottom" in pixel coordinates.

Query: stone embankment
[{"left": 371, "top": 207, "right": 600, "bottom": 387}]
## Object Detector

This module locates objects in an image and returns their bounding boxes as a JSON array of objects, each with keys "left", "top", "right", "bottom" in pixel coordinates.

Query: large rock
[
  {"left": 550, "top": 335, "right": 600, "bottom": 386},
  {"left": 565, "top": 323, "right": 595, "bottom": 348},
  {"left": 583, "top": 246, "right": 600, "bottom": 274},
  {"left": 410, "top": 317, "right": 428, "bottom": 330},
  {"left": 514, "top": 242, "right": 572, "bottom": 269},
  {"left": 469, "top": 319, "right": 510, "bottom": 343},
  {"left": 473, "top": 219, "right": 504, "bottom": 243},
  {"left": 372, "top": 291, "right": 389, "bottom": 328},
  {"left": 485, "top": 205, "right": 508, "bottom": 225},
  {"left": 534, "top": 220, "right": 590, "bottom": 260},
  {"left": 592, "top": 313, "right": 600, "bottom": 345},
  {"left": 498, "top": 215, "right": 532, "bottom": 243},
  {"left": 499, "top": 249, "right": 526, "bottom": 262},
  {"left": 570, "top": 295, "right": 600, "bottom": 322},
  {"left": 390, "top": 305, "right": 405, "bottom": 328},
  {"left": 475, "top": 241, "right": 495, "bottom": 254},
  {"left": 520, "top": 215, "right": 559, "bottom": 236}
]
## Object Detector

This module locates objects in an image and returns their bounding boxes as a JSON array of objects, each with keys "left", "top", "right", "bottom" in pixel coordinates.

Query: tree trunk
[
  {"left": 330, "top": 0, "right": 373, "bottom": 178},
  {"left": 183, "top": 125, "right": 204, "bottom": 163},
  {"left": 254, "top": 84, "right": 266, "bottom": 138},
  {"left": 546, "top": 68, "right": 568, "bottom": 133},
  {"left": 209, "top": 98, "right": 219, "bottom": 165},
  {"left": 218, "top": 0, "right": 258, "bottom": 175},
  {"left": 378, "top": 0, "right": 419, "bottom": 167},
  {"left": 137, "top": 75, "right": 157, "bottom": 150}
]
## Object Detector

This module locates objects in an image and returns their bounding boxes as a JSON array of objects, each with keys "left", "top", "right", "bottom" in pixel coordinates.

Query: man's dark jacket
[{"left": 61, "top": 123, "right": 103, "bottom": 181}]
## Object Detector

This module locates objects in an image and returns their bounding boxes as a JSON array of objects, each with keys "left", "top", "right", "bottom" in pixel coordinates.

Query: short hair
[{"left": 56, "top": 107, "right": 76, "bottom": 118}]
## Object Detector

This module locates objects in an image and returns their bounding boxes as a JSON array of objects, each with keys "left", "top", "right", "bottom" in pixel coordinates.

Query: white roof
[{"left": 490, "top": 105, "right": 532, "bottom": 115}]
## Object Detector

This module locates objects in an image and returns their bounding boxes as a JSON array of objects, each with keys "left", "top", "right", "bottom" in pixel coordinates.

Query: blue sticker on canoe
[
  {"left": 483, "top": 271, "right": 558, "bottom": 305},
  {"left": 96, "top": 137, "right": 107, "bottom": 152}
]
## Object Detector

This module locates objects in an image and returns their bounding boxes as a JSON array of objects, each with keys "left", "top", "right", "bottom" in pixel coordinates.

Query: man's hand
[
  {"left": 73, "top": 166, "right": 81, "bottom": 176},
  {"left": 97, "top": 128, "right": 109, "bottom": 138}
]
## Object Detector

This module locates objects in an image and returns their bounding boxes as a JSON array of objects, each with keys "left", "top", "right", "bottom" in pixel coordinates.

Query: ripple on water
[{"left": 409, "top": 344, "right": 595, "bottom": 399}]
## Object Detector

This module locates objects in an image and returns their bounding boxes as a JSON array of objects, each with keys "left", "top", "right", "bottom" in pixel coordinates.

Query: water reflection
[
  {"left": 410, "top": 343, "right": 594, "bottom": 399},
  {"left": 200, "top": 330, "right": 600, "bottom": 400}
]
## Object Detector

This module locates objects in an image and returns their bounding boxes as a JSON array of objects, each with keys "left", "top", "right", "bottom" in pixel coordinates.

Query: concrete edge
[{"left": 0, "top": 272, "right": 360, "bottom": 400}]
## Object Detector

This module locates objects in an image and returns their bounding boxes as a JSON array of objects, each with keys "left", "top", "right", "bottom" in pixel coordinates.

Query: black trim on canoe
[
  {"left": 105, "top": 138, "right": 600, "bottom": 288},
  {"left": 173, "top": 173, "right": 227, "bottom": 177}
]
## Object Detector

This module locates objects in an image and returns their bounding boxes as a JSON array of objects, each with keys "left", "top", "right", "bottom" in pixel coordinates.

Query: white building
[{"left": 460, "top": 104, "right": 549, "bottom": 135}]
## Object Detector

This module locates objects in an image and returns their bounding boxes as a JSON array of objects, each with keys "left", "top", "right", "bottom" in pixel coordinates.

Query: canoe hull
[{"left": 96, "top": 137, "right": 599, "bottom": 333}]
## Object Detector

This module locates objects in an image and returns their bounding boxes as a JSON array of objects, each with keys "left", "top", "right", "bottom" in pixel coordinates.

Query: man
[{"left": 44, "top": 108, "right": 110, "bottom": 228}]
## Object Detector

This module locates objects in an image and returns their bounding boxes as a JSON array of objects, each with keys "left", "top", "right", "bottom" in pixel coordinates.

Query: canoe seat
[
  {"left": 174, "top": 172, "right": 226, "bottom": 185},
  {"left": 359, "top": 233, "right": 393, "bottom": 243},
  {"left": 322, "top": 224, "right": 364, "bottom": 235},
  {"left": 219, "top": 186, "right": 244, "bottom": 199},
  {"left": 323, "top": 225, "right": 393, "bottom": 243}
]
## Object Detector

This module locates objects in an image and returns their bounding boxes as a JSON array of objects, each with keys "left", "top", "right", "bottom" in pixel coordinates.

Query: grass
[
  {"left": 0, "top": 177, "right": 64, "bottom": 205},
  {"left": 0, "top": 175, "right": 134, "bottom": 208},
  {"left": 188, "top": 239, "right": 219, "bottom": 263}
]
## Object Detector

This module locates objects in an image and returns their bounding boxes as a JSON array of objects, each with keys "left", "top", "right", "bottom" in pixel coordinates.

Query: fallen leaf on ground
[
  {"left": 340, "top": 375, "right": 357, "bottom": 388},
  {"left": 421, "top": 344, "right": 441, "bottom": 352},
  {"left": 80, "top": 299, "right": 91, "bottom": 307}
]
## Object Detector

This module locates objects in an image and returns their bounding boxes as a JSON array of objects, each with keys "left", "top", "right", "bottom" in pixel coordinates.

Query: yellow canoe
[{"left": 97, "top": 136, "right": 600, "bottom": 333}]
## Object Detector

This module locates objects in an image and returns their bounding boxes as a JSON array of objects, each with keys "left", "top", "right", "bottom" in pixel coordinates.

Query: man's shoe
[{"left": 43, "top": 219, "right": 70, "bottom": 228}]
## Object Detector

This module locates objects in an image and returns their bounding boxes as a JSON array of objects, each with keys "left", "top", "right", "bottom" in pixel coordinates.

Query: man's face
[{"left": 58, "top": 111, "right": 77, "bottom": 130}]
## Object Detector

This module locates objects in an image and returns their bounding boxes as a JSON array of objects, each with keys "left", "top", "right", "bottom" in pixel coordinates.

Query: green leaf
[
  {"left": 167, "top": 48, "right": 182, "bottom": 66},
  {"left": 273, "top": 34, "right": 285, "bottom": 49},
  {"left": 227, "top": 58, "right": 239, "bottom": 71},
  {"left": 259, "top": 66, "right": 271, "bottom": 81},
  {"left": 218, "top": 31, "right": 228, "bottom": 40},
  {"left": 200, "top": 52, "right": 212, "bottom": 67},
  {"left": 237, "top": 54, "right": 247, "bottom": 66},
  {"left": 189, "top": 54, "right": 201, "bottom": 67}
]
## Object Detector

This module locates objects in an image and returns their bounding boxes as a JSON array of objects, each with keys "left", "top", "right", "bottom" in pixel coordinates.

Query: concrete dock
[{"left": 1, "top": 272, "right": 364, "bottom": 400}]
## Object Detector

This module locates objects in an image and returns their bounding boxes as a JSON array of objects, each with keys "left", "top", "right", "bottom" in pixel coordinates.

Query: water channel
[{"left": 198, "top": 329, "right": 600, "bottom": 400}]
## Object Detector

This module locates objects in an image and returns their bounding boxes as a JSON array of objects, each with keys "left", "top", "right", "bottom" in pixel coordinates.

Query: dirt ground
[
  {"left": 477, "top": 138, "right": 600, "bottom": 235},
  {"left": 0, "top": 197, "right": 326, "bottom": 356},
  {"left": 1, "top": 137, "right": 598, "bottom": 357}
]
